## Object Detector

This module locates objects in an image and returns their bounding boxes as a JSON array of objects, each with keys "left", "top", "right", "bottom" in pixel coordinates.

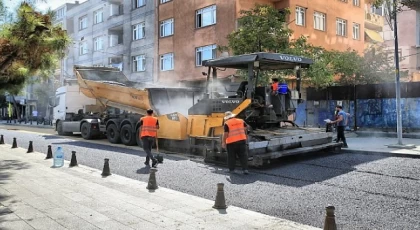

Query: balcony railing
[{"left": 365, "top": 12, "right": 384, "bottom": 31}]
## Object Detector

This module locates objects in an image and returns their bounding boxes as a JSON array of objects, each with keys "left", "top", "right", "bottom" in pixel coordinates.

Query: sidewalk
[
  {"left": 0, "top": 144, "right": 319, "bottom": 230},
  {"left": 344, "top": 136, "right": 420, "bottom": 158}
]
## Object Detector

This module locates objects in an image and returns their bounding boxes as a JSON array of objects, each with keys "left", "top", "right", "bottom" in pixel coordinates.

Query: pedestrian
[
  {"left": 139, "top": 109, "right": 159, "bottom": 167},
  {"left": 271, "top": 78, "right": 279, "bottom": 95},
  {"left": 222, "top": 111, "right": 249, "bottom": 175},
  {"left": 329, "top": 105, "right": 348, "bottom": 148}
]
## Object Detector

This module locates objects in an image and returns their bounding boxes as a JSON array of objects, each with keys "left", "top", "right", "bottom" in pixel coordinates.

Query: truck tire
[
  {"left": 120, "top": 124, "right": 136, "bottom": 146},
  {"left": 136, "top": 128, "right": 143, "bottom": 148},
  {"left": 106, "top": 123, "right": 121, "bottom": 144},
  {"left": 57, "top": 120, "right": 72, "bottom": 136},
  {"left": 81, "top": 122, "right": 93, "bottom": 140}
]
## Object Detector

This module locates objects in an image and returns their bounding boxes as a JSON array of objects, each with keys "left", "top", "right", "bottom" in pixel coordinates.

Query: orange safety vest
[
  {"left": 225, "top": 118, "right": 247, "bottom": 144},
  {"left": 140, "top": 116, "right": 158, "bottom": 138},
  {"left": 272, "top": 82, "right": 278, "bottom": 91}
]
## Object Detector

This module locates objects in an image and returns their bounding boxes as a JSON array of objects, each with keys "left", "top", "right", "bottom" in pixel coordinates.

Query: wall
[
  {"left": 63, "top": 0, "right": 155, "bottom": 82},
  {"left": 301, "top": 83, "right": 420, "bottom": 130},
  {"left": 280, "top": 0, "right": 366, "bottom": 54},
  {"left": 383, "top": 7, "right": 418, "bottom": 75},
  {"left": 157, "top": 0, "right": 237, "bottom": 83}
]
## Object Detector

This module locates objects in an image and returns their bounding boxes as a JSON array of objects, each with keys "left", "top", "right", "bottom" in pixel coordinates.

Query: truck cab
[{"left": 53, "top": 82, "right": 97, "bottom": 133}]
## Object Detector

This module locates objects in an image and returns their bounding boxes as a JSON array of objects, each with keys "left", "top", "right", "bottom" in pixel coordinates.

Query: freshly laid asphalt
[{"left": 0, "top": 126, "right": 419, "bottom": 230}]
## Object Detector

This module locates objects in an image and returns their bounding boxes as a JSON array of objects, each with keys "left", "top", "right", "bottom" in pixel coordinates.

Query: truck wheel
[
  {"left": 81, "top": 122, "right": 93, "bottom": 140},
  {"left": 106, "top": 124, "right": 121, "bottom": 144},
  {"left": 120, "top": 124, "right": 136, "bottom": 146},
  {"left": 57, "top": 120, "right": 72, "bottom": 136},
  {"left": 136, "top": 128, "right": 143, "bottom": 148}
]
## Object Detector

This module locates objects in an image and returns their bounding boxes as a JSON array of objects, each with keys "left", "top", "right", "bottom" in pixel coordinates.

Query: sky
[{"left": 5, "top": 0, "right": 87, "bottom": 12}]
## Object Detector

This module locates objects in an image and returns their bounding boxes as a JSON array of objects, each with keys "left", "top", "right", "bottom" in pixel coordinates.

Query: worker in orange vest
[
  {"left": 222, "top": 111, "right": 249, "bottom": 174},
  {"left": 271, "top": 78, "right": 279, "bottom": 95},
  {"left": 139, "top": 109, "right": 159, "bottom": 167}
]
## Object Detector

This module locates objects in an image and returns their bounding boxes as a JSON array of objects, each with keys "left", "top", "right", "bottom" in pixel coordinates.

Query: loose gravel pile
[{"left": 1, "top": 128, "right": 419, "bottom": 229}]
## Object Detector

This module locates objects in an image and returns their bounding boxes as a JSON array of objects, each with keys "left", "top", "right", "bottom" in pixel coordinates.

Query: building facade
[
  {"left": 156, "top": 0, "right": 367, "bottom": 83},
  {"left": 55, "top": 0, "right": 156, "bottom": 83}
]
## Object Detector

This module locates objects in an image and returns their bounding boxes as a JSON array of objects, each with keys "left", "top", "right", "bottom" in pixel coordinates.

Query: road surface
[{"left": 0, "top": 124, "right": 419, "bottom": 229}]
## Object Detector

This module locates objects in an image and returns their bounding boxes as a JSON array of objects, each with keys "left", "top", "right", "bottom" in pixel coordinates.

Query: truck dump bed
[{"left": 74, "top": 66, "right": 203, "bottom": 116}]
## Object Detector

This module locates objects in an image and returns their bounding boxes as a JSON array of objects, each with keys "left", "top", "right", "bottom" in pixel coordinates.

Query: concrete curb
[
  {"left": 355, "top": 131, "right": 420, "bottom": 139},
  {"left": 0, "top": 122, "right": 53, "bottom": 130},
  {"left": 340, "top": 148, "right": 420, "bottom": 159}
]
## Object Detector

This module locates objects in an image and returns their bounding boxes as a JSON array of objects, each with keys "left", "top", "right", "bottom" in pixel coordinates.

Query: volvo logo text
[
  {"left": 222, "top": 100, "right": 240, "bottom": 103},
  {"left": 279, "top": 55, "right": 302, "bottom": 62}
]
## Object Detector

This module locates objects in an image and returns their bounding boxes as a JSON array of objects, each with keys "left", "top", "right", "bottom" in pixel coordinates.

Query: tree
[
  {"left": 221, "top": 4, "right": 292, "bottom": 55},
  {"left": 0, "top": 2, "right": 70, "bottom": 92}
]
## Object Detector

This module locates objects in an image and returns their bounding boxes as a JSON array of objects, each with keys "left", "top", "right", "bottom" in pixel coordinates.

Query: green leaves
[{"left": 0, "top": 2, "right": 70, "bottom": 91}]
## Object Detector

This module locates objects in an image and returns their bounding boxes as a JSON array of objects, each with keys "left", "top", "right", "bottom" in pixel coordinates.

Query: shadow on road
[
  {"left": 207, "top": 151, "right": 389, "bottom": 187},
  {"left": 50, "top": 140, "right": 188, "bottom": 162}
]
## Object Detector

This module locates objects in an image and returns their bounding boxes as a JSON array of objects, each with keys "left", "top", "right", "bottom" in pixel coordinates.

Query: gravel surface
[{"left": 1, "top": 127, "right": 419, "bottom": 230}]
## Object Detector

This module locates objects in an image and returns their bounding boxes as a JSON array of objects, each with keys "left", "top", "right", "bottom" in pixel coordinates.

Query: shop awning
[{"left": 365, "top": 29, "right": 384, "bottom": 43}]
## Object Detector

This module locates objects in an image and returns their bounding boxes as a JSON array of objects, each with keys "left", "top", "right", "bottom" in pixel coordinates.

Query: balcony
[{"left": 365, "top": 12, "right": 384, "bottom": 32}]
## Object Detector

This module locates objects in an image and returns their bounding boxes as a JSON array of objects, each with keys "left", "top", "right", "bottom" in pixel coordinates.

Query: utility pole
[{"left": 392, "top": 0, "right": 403, "bottom": 145}]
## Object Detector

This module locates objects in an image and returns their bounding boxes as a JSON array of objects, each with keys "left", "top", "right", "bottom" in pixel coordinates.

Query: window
[
  {"left": 79, "top": 15, "right": 87, "bottom": 30},
  {"left": 353, "top": 23, "right": 360, "bottom": 40},
  {"left": 94, "top": 36, "right": 104, "bottom": 51},
  {"left": 314, "top": 12, "right": 326, "bottom": 31},
  {"left": 353, "top": 0, "right": 360, "bottom": 6},
  {"left": 161, "top": 0, "right": 171, "bottom": 3},
  {"left": 133, "top": 55, "right": 146, "bottom": 72},
  {"left": 133, "top": 0, "right": 145, "bottom": 9},
  {"left": 160, "top": 53, "right": 174, "bottom": 71},
  {"left": 133, "top": 22, "right": 145, "bottom": 40},
  {"left": 160, "top": 18, "right": 174, "bottom": 37},
  {"left": 79, "top": 42, "right": 88, "bottom": 55},
  {"left": 196, "top": 44, "right": 217, "bottom": 66},
  {"left": 336, "top": 18, "right": 347, "bottom": 36},
  {"left": 94, "top": 9, "right": 103, "bottom": 24},
  {"left": 56, "top": 8, "right": 65, "bottom": 20},
  {"left": 196, "top": 5, "right": 216, "bottom": 28},
  {"left": 295, "top": 6, "right": 306, "bottom": 26}
]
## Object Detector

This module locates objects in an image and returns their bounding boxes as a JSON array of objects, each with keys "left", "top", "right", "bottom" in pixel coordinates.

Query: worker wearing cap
[
  {"left": 222, "top": 111, "right": 249, "bottom": 174},
  {"left": 139, "top": 109, "right": 159, "bottom": 167}
]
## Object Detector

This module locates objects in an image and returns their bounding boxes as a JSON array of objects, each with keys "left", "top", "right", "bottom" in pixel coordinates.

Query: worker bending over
[
  {"left": 222, "top": 111, "right": 249, "bottom": 175},
  {"left": 139, "top": 109, "right": 159, "bottom": 167}
]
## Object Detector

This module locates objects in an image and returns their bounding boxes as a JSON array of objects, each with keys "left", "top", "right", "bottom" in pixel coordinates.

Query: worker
[
  {"left": 271, "top": 78, "right": 279, "bottom": 95},
  {"left": 222, "top": 111, "right": 249, "bottom": 175},
  {"left": 139, "top": 109, "right": 159, "bottom": 167},
  {"left": 328, "top": 105, "right": 348, "bottom": 148}
]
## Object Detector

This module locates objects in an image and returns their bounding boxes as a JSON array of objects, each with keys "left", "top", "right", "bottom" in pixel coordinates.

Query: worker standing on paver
[
  {"left": 139, "top": 109, "right": 159, "bottom": 167},
  {"left": 329, "top": 105, "right": 349, "bottom": 148},
  {"left": 222, "top": 111, "right": 249, "bottom": 175}
]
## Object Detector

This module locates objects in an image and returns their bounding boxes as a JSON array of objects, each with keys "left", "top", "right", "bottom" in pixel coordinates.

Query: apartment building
[
  {"left": 364, "top": 3, "right": 385, "bottom": 49},
  {"left": 382, "top": 6, "right": 420, "bottom": 78},
  {"left": 55, "top": 0, "right": 156, "bottom": 83},
  {"left": 156, "top": 0, "right": 366, "bottom": 83}
]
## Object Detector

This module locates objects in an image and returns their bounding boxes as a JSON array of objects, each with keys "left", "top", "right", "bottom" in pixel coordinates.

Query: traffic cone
[
  {"left": 101, "top": 158, "right": 111, "bottom": 177},
  {"left": 146, "top": 168, "right": 158, "bottom": 190},
  {"left": 69, "top": 151, "right": 78, "bottom": 167},
  {"left": 45, "top": 145, "right": 53, "bottom": 159},
  {"left": 27, "top": 141, "right": 34, "bottom": 153},
  {"left": 11, "top": 138, "right": 17, "bottom": 149},
  {"left": 0, "top": 135, "right": 4, "bottom": 144},
  {"left": 323, "top": 205, "right": 337, "bottom": 230},
  {"left": 212, "top": 183, "right": 227, "bottom": 209}
]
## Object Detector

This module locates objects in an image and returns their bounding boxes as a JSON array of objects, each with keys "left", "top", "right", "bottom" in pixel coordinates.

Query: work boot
[
  {"left": 144, "top": 161, "right": 150, "bottom": 167},
  {"left": 342, "top": 144, "right": 348, "bottom": 148},
  {"left": 243, "top": 170, "right": 249, "bottom": 175},
  {"left": 152, "top": 159, "right": 158, "bottom": 168}
]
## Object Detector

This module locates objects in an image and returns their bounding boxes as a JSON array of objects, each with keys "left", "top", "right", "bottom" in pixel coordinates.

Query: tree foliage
[
  {"left": 221, "top": 4, "right": 403, "bottom": 88},
  {"left": 0, "top": 2, "right": 70, "bottom": 91}
]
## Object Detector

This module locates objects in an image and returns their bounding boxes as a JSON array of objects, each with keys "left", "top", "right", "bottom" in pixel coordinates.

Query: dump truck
[{"left": 54, "top": 52, "right": 340, "bottom": 167}]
